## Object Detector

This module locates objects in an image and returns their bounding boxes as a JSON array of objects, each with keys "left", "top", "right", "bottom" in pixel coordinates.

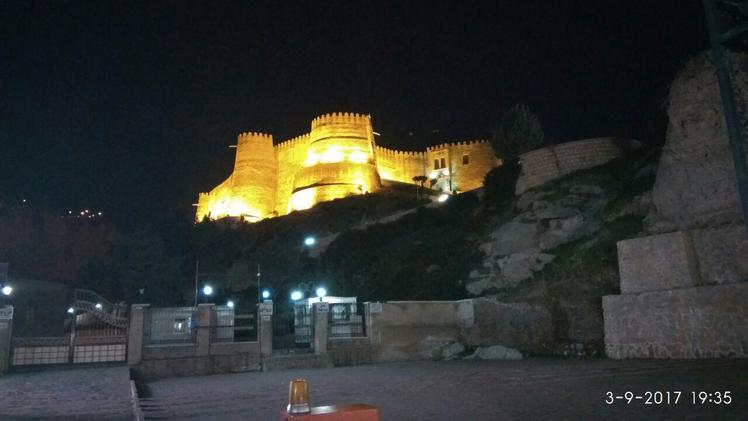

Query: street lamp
[
  {"left": 203, "top": 285, "right": 214, "bottom": 296},
  {"left": 67, "top": 307, "right": 75, "bottom": 315},
  {"left": 304, "top": 236, "right": 316, "bottom": 246},
  {"left": 290, "top": 290, "right": 303, "bottom": 301},
  {"left": 95, "top": 303, "right": 103, "bottom": 310},
  {"left": 226, "top": 300, "right": 235, "bottom": 308},
  {"left": 1, "top": 285, "right": 12, "bottom": 296},
  {"left": 316, "top": 287, "right": 327, "bottom": 301},
  {"left": 261, "top": 289, "right": 271, "bottom": 300}
]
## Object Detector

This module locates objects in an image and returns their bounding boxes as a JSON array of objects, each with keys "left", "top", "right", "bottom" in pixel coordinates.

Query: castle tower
[
  {"left": 230, "top": 132, "right": 278, "bottom": 220},
  {"left": 288, "top": 113, "right": 382, "bottom": 212}
]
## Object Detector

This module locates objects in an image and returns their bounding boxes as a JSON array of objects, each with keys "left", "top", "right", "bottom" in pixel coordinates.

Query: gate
[
  {"left": 272, "top": 303, "right": 312, "bottom": 352},
  {"left": 11, "top": 289, "right": 128, "bottom": 366}
]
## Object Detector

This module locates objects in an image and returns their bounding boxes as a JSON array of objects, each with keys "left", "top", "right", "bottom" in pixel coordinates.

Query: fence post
[
  {"left": 312, "top": 302, "right": 328, "bottom": 355},
  {"left": 364, "top": 302, "right": 382, "bottom": 346},
  {"left": 196, "top": 304, "right": 214, "bottom": 357},
  {"left": 127, "top": 304, "right": 149, "bottom": 366},
  {"left": 259, "top": 302, "right": 273, "bottom": 356},
  {"left": 0, "top": 305, "right": 13, "bottom": 375}
]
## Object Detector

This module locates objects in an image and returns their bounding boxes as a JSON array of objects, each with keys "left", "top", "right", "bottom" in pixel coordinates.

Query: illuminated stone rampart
[{"left": 196, "top": 113, "right": 500, "bottom": 222}]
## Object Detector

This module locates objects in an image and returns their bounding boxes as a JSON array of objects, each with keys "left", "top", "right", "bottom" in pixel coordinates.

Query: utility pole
[
  {"left": 257, "top": 263, "right": 261, "bottom": 303},
  {"left": 193, "top": 260, "right": 199, "bottom": 308}
]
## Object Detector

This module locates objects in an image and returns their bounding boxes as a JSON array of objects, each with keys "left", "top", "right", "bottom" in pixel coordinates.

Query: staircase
[{"left": 72, "top": 289, "right": 129, "bottom": 329}]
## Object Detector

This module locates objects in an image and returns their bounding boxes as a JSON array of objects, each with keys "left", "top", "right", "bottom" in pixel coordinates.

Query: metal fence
[
  {"left": 144, "top": 307, "right": 197, "bottom": 345},
  {"left": 210, "top": 305, "right": 257, "bottom": 343},
  {"left": 328, "top": 303, "right": 366, "bottom": 338}
]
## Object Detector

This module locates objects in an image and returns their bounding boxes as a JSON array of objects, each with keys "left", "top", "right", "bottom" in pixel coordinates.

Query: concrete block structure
[
  {"left": 604, "top": 226, "right": 748, "bottom": 359},
  {"left": 196, "top": 112, "right": 499, "bottom": 222}
]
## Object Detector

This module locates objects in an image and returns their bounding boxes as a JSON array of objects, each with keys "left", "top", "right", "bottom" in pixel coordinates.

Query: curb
[{"left": 131, "top": 380, "right": 144, "bottom": 421}]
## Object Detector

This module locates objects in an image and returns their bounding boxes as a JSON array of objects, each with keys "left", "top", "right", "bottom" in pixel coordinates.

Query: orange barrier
[
  {"left": 281, "top": 379, "right": 380, "bottom": 421},
  {"left": 280, "top": 403, "right": 380, "bottom": 420}
]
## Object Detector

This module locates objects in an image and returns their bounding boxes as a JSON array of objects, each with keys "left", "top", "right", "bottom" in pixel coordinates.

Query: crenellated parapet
[
  {"left": 373, "top": 145, "right": 425, "bottom": 157},
  {"left": 275, "top": 133, "right": 310, "bottom": 150},
  {"left": 426, "top": 139, "right": 489, "bottom": 151},
  {"left": 311, "top": 112, "right": 371, "bottom": 130}
]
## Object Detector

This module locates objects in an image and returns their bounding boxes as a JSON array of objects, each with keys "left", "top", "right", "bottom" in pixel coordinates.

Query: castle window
[
  {"left": 434, "top": 159, "right": 440, "bottom": 169},
  {"left": 462, "top": 154, "right": 470, "bottom": 165},
  {"left": 440, "top": 158, "right": 446, "bottom": 169}
]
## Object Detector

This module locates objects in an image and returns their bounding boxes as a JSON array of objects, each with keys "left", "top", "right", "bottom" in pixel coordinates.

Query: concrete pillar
[
  {"left": 0, "top": 306, "right": 14, "bottom": 375},
  {"left": 196, "top": 304, "right": 214, "bottom": 357},
  {"left": 127, "top": 304, "right": 149, "bottom": 366},
  {"left": 258, "top": 302, "right": 273, "bottom": 356},
  {"left": 364, "top": 302, "right": 382, "bottom": 345},
  {"left": 313, "top": 302, "right": 328, "bottom": 355}
]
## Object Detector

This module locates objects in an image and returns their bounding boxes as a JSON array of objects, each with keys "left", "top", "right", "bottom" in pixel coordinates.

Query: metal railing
[
  {"left": 210, "top": 305, "right": 257, "bottom": 342},
  {"left": 144, "top": 307, "right": 197, "bottom": 345},
  {"left": 328, "top": 303, "right": 366, "bottom": 338}
]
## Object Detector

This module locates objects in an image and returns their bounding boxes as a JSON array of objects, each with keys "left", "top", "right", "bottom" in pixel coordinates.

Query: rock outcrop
[
  {"left": 647, "top": 52, "right": 748, "bottom": 232},
  {"left": 468, "top": 184, "right": 607, "bottom": 295}
]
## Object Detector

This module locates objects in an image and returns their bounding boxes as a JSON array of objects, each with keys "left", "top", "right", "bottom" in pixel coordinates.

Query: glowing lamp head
[
  {"left": 290, "top": 290, "right": 303, "bottom": 301},
  {"left": 1, "top": 286, "right": 12, "bottom": 296},
  {"left": 437, "top": 193, "right": 449, "bottom": 203},
  {"left": 261, "top": 289, "right": 271, "bottom": 299},
  {"left": 67, "top": 307, "right": 75, "bottom": 315},
  {"left": 304, "top": 236, "right": 316, "bottom": 246},
  {"left": 95, "top": 303, "right": 103, "bottom": 310},
  {"left": 316, "top": 287, "right": 327, "bottom": 298},
  {"left": 203, "top": 285, "right": 214, "bottom": 296},
  {"left": 226, "top": 300, "right": 235, "bottom": 308}
]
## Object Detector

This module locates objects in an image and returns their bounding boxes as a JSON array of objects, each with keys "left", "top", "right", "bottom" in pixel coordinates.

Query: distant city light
[
  {"left": 316, "top": 287, "right": 327, "bottom": 298},
  {"left": 67, "top": 307, "right": 75, "bottom": 314},
  {"left": 95, "top": 303, "right": 103, "bottom": 310},
  {"left": 261, "top": 289, "right": 271, "bottom": 299},
  {"left": 1, "top": 286, "right": 12, "bottom": 296},
  {"left": 226, "top": 300, "right": 234, "bottom": 308},
  {"left": 437, "top": 194, "right": 450, "bottom": 203},
  {"left": 304, "top": 236, "right": 316, "bottom": 246},
  {"left": 290, "top": 290, "right": 303, "bottom": 301},
  {"left": 203, "top": 285, "right": 213, "bottom": 296}
]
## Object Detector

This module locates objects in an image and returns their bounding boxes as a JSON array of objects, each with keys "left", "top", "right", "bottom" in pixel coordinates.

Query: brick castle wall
[{"left": 515, "top": 138, "right": 624, "bottom": 195}]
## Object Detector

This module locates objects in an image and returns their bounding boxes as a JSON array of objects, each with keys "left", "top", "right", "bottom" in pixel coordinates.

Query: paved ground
[
  {"left": 0, "top": 364, "right": 133, "bottom": 420},
  {"left": 140, "top": 358, "right": 748, "bottom": 420}
]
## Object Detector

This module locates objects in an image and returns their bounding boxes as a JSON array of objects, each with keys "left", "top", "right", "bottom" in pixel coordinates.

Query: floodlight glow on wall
[{"left": 290, "top": 290, "right": 303, "bottom": 301}]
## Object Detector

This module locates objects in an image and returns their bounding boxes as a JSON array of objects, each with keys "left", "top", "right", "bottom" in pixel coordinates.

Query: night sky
[{"left": 1, "top": 1, "right": 707, "bottom": 226}]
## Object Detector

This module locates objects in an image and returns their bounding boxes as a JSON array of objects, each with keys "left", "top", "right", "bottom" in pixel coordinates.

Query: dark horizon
[{"left": 1, "top": 1, "right": 708, "bottom": 227}]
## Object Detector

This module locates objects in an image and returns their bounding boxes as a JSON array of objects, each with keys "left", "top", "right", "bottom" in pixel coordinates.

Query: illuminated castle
[{"left": 196, "top": 113, "right": 499, "bottom": 222}]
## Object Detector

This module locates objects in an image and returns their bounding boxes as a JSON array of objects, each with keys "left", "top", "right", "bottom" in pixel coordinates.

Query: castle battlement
[
  {"left": 311, "top": 112, "right": 371, "bottom": 129},
  {"left": 275, "top": 133, "right": 310, "bottom": 150},
  {"left": 196, "top": 113, "right": 499, "bottom": 223},
  {"left": 237, "top": 132, "right": 273, "bottom": 143}
]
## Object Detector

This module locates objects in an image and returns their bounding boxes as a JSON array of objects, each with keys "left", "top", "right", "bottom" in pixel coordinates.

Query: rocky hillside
[{"left": 466, "top": 150, "right": 657, "bottom": 355}]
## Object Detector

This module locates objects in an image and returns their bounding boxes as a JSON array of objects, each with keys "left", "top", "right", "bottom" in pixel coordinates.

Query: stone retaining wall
[
  {"left": 515, "top": 137, "right": 626, "bottom": 195},
  {"left": 603, "top": 283, "right": 748, "bottom": 359}
]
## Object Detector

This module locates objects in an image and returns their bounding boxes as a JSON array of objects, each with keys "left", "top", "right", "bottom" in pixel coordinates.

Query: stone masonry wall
[
  {"left": 515, "top": 137, "right": 625, "bottom": 195},
  {"left": 603, "top": 284, "right": 748, "bottom": 359}
]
